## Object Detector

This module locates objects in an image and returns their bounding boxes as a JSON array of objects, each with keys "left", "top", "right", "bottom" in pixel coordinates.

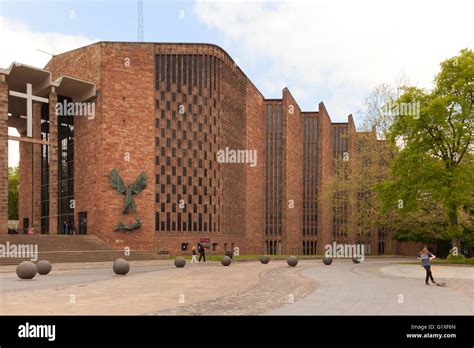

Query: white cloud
[
  {"left": 193, "top": 0, "right": 474, "bottom": 122},
  {"left": 0, "top": 16, "right": 97, "bottom": 69},
  {"left": 0, "top": 16, "right": 98, "bottom": 167}
]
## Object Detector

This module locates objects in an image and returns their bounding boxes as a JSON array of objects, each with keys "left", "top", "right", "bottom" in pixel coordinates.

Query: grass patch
[
  {"left": 178, "top": 254, "right": 322, "bottom": 261},
  {"left": 431, "top": 258, "right": 474, "bottom": 265},
  {"left": 401, "top": 258, "right": 474, "bottom": 265}
]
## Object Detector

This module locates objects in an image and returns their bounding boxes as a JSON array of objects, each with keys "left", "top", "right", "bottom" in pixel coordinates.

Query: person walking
[
  {"left": 69, "top": 221, "right": 75, "bottom": 235},
  {"left": 63, "top": 220, "right": 68, "bottom": 235},
  {"left": 198, "top": 244, "right": 206, "bottom": 262},
  {"left": 417, "top": 247, "right": 437, "bottom": 285},
  {"left": 191, "top": 246, "right": 198, "bottom": 264}
]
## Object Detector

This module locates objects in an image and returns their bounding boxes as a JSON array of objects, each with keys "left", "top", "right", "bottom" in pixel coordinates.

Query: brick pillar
[
  {"left": 0, "top": 74, "right": 8, "bottom": 234},
  {"left": 48, "top": 89, "right": 58, "bottom": 234},
  {"left": 317, "top": 103, "right": 334, "bottom": 254},
  {"left": 32, "top": 102, "right": 42, "bottom": 232},
  {"left": 244, "top": 82, "right": 265, "bottom": 254},
  {"left": 347, "top": 115, "right": 357, "bottom": 245},
  {"left": 282, "top": 88, "right": 303, "bottom": 255}
]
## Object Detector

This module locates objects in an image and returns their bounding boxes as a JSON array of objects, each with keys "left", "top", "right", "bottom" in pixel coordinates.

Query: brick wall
[
  {"left": 149, "top": 43, "right": 253, "bottom": 254},
  {"left": 217, "top": 46, "right": 247, "bottom": 242},
  {"left": 45, "top": 44, "right": 102, "bottom": 236},
  {"left": 45, "top": 42, "right": 269, "bottom": 255},
  {"left": 97, "top": 42, "right": 156, "bottom": 249},
  {"left": 396, "top": 241, "right": 437, "bottom": 256},
  {"left": 39, "top": 41, "right": 411, "bottom": 257},
  {"left": 244, "top": 80, "right": 265, "bottom": 254}
]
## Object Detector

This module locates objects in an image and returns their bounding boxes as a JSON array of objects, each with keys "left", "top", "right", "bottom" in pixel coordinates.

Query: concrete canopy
[{"left": 1, "top": 62, "right": 96, "bottom": 134}]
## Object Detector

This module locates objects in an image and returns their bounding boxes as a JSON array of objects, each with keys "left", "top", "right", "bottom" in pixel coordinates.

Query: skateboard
[{"left": 435, "top": 282, "right": 447, "bottom": 287}]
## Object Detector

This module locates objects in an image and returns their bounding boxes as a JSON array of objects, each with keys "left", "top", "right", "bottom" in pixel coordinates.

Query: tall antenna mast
[{"left": 137, "top": 0, "right": 144, "bottom": 42}]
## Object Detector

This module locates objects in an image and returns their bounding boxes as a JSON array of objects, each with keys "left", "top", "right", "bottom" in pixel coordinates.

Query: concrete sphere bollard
[
  {"left": 287, "top": 255, "right": 298, "bottom": 267},
  {"left": 352, "top": 255, "right": 361, "bottom": 264},
  {"left": 37, "top": 260, "right": 52, "bottom": 275},
  {"left": 221, "top": 255, "right": 232, "bottom": 266},
  {"left": 260, "top": 255, "right": 270, "bottom": 264},
  {"left": 322, "top": 256, "right": 333, "bottom": 265},
  {"left": 16, "top": 261, "right": 37, "bottom": 279},
  {"left": 113, "top": 258, "right": 130, "bottom": 275},
  {"left": 174, "top": 257, "right": 186, "bottom": 268}
]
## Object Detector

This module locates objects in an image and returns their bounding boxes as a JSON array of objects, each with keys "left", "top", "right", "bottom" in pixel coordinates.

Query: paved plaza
[
  {"left": 0, "top": 258, "right": 472, "bottom": 315},
  {"left": 267, "top": 259, "right": 473, "bottom": 315}
]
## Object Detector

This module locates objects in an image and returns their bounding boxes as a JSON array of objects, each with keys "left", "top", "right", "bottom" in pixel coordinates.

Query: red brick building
[{"left": 1, "top": 41, "right": 412, "bottom": 255}]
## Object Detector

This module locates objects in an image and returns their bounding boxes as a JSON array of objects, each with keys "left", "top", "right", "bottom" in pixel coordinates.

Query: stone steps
[{"left": 0, "top": 235, "right": 169, "bottom": 266}]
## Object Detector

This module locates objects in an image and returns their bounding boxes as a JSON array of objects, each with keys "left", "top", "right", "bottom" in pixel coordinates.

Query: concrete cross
[{"left": 9, "top": 83, "right": 49, "bottom": 137}]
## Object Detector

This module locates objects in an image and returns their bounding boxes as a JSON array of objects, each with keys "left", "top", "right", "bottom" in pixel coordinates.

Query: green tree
[
  {"left": 321, "top": 77, "right": 446, "bottom": 251},
  {"left": 8, "top": 166, "right": 19, "bottom": 220},
  {"left": 380, "top": 49, "right": 474, "bottom": 249}
]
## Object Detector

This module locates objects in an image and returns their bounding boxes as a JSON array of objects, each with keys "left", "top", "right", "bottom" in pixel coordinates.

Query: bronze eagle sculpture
[{"left": 109, "top": 169, "right": 147, "bottom": 214}]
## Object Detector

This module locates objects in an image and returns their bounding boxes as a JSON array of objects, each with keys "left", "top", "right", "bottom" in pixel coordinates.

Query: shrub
[{"left": 447, "top": 249, "right": 466, "bottom": 261}]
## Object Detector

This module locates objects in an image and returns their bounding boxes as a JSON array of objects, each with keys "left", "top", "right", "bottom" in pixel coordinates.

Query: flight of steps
[{"left": 0, "top": 235, "right": 169, "bottom": 266}]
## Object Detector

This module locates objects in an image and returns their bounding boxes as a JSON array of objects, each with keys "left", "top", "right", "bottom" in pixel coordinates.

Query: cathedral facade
[{"left": 0, "top": 42, "right": 402, "bottom": 255}]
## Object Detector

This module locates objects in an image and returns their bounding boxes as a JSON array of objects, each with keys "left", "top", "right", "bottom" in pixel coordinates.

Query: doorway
[{"left": 78, "top": 212, "right": 87, "bottom": 235}]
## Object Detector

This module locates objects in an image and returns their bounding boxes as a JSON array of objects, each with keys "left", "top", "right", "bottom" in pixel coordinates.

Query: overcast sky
[{"left": 1, "top": 0, "right": 473, "bottom": 167}]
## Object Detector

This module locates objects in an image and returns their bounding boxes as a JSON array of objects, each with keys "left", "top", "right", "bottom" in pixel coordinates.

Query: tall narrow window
[
  {"left": 57, "top": 96, "right": 74, "bottom": 234},
  {"left": 171, "top": 55, "right": 176, "bottom": 84},
  {"left": 183, "top": 55, "right": 187, "bottom": 87},
  {"left": 166, "top": 55, "right": 171, "bottom": 91},
  {"left": 177, "top": 55, "right": 182, "bottom": 92},
  {"left": 40, "top": 103, "right": 49, "bottom": 234}
]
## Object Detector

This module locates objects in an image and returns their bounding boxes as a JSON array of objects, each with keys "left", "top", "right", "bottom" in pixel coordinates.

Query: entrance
[
  {"left": 22, "top": 217, "right": 29, "bottom": 234},
  {"left": 78, "top": 212, "right": 87, "bottom": 235}
]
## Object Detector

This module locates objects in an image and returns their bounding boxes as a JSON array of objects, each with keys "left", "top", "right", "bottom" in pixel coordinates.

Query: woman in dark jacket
[{"left": 198, "top": 244, "right": 206, "bottom": 262}]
